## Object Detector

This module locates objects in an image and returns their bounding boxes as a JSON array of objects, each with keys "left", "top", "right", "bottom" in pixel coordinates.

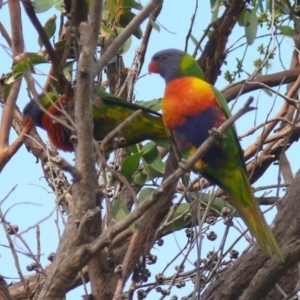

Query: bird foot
[
  {"left": 112, "top": 136, "right": 126, "bottom": 149},
  {"left": 209, "top": 127, "right": 227, "bottom": 148}
]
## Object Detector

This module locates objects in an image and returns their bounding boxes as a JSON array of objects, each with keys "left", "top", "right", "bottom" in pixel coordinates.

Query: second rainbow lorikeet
[
  {"left": 148, "top": 48, "right": 283, "bottom": 260},
  {"left": 22, "top": 90, "right": 168, "bottom": 152}
]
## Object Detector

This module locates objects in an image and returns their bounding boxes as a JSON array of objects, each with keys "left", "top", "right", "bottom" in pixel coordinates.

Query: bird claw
[
  {"left": 112, "top": 136, "right": 126, "bottom": 149},
  {"left": 209, "top": 127, "right": 227, "bottom": 148}
]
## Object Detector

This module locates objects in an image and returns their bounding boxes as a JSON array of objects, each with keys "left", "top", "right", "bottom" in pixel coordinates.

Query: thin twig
[
  {"left": 185, "top": 0, "right": 198, "bottom": 52},
  {"left": 96, "top": 0, "right": 163, "bottom": 74}
]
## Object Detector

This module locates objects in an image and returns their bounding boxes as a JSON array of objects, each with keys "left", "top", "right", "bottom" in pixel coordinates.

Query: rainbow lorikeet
[
  {"left": 148, "top": 48, "right": 283, "bottom": 260},
  {"left": 22, "top": 90, "right": 168, "bottom": 152}
]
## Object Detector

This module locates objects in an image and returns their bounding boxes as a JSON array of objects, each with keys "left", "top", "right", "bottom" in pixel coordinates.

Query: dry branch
[
  {"left": 201, "top": 169, "right": 300, "bottom": 300},
  {"left": 198, "top": 0, "right": 246, "bottom": 84}
]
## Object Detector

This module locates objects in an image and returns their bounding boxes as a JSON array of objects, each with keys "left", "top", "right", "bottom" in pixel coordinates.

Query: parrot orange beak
[{"left": 148, "top": 60, "right": 159, "bottom": 73}]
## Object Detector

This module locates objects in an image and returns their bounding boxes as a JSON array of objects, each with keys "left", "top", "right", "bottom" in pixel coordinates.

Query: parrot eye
[{"left": 162, "top": 54, "right": 168, "bottom": 60}]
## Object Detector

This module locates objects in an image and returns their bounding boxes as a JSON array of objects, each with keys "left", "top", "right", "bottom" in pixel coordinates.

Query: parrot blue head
[{"left": 148, "top": 48, "right": 204, "bottom": 83}]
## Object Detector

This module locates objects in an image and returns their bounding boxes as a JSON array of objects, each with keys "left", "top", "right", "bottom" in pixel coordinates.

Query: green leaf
[
  {"left": 141, "top": 142, "right": 165, "bottom": 174},
  {"left": 14, "top": 53, "right": 48, "bottom": 65},
  {"left": 54, "top": 0, "right": 64, "bottom": 12},
  {"left": 190, "top": 34, "right": 199, "bottom": 47},
  {"left": 132, "top": 164, "right": 163, "bottom": 185},
  {"left": 161, "top": 203, "right": 191, "bottom": 235},
  {"left": 43, "top": 14, "right": 57, "bottom": 38},
  {"left": 128, "top": 144, "right": 139, "bottom": 154},
  {"left": 112, "top": 199, "right": 135, "bottom": 232},
  {"left": 278, "top": 25, "right": 296, "bottom": 37},
  {"left": 244, "top": 9, "right": 258, "bottom": 45},
  {"left": 149, "top": 18, "right": 160, "bottom": 32},
  {"left": 116, "top": 27, "right": 132, "bottom": 54},
  {"left": 118, "top": 11, "right": 142, "bottom": 39},
  {"left": 33, "top": 0, "right": 60, "bottom": 13},
  {"left": 121, "top": 153, "right": 141, "bottom": 180},
  {"left": 154, "top": 140, "right": 170, "bottom": 149},
  {"left": 262, "top": 88, "right": 272, "bottom": 97},
  {"left": 136, "top": 98, "right": 162, "bottom": 112},
  {"left": 103, "top": 0, "right": 118, "bottom": 23},
  {"left": 120, "top": 36, "right": 132, "bottom": 54},
  {"left": 238, "top": 9, "right": 248, "bottom": 27},
  {"left": 3, "top": 83, "right": 13, "bottom": 100},
  {"left": 122, "top": 0, "right": 143, "bottom": 10},
  {"left": 190, "top": 192, "right": 237, "bottom": 216},
  {"left": 145, "top": 153, "right": 165, "bottom": 174},
  {"left": 63, "top": 61, "right": 74, "bottom": 82},
  {"left": 140, "top": 141, "right": 155, "bottom": 155},
  {"left": 5, "top": 53, "right": 47, "bottom": 99},
  {"left": 38, "top": 15, "right": 57, "bottom": 48},
  {"left": 13, "top": 61, "right": 35, "bottom": 80},
  {"left": 12, "top": 52, "right": 48, "bottom": 79},
  {"left": 138, "top": 188, "right": 155, "bottom": 202},
  {"left": 257, "top": 0, "right": 264, "bottom": 12},
  {"left": 54, "top": 40, "right": 67, "bottom": 50},
  {"left": 132, "top": 171, "right": 147, "bottom": 185},
  {"left": 147, "top": 165, "right": 164, "bottom": 179},
  {"left": 210, "top": 0, "right": 217, "bottom": 9},
  {"left": 211, "top": 0, "right": 219, "bottom": 21},
  {"left": 275, "top": 0, "right": 290, "bottom": 14},
  {"left": 101, "top": 23, "right": 115, "bottom": 35}
]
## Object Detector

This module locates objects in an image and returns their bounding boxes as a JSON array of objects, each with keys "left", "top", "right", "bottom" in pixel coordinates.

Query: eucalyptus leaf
[
  {"left": 161, "top": 203, "right": 191, "bottom": 235},
  {"left": 13, "top": 61, "right": 35, "bottom": 80},
  {"left": 262, "top": 88, "right": 273, "bottom": 97},
  {"left": 38, "top": 14, "right": 57, "bottom": 48},
  {"left": 33, "top": 0, "right": 60, "bottom": 13},
  {"left": 244, "top": 9, "right": 258, "bottom": 45},
  {"left": 54, "top": 0, "right": 64, "bottom": 12},
  {"left": 112, "top": 199, "right": 135, "bottom": 232},
  {"left": 122, "top": 0, "right": 143, "bottom": 10},
  {"left": 132, "top": 171, "right": 147, "bottom": 185},
  {"left": 121, "top": 153, "right": 141, "bottom": 180},
  {"left": 149, "top": 18, "right": 160, "bottom": 32},
  {"left": 278, "top": 25, "right": 296, "bottom": 37},
  {"left": 120, "top": 36, "right": 132, "bottom": 54},
  {"left": 116, "top": 27, "right": 133, "bottom": 53},
  {"left": 190, "top": 34, "right": 199, "bottom": 47},
  {"left": 63, "top": 61, "right": 74, "bottom": 82},
  {"left": 118, "top": 11, "right": 142, "bottom": 39},
  {"left": 189, "top": 192, "right": 237, "bottom": 216}
]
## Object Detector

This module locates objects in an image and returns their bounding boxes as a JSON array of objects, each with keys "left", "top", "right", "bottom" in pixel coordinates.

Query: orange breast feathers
[
  {"left": 41, "top": 95, "right": 74, "bottom": 152},
  {"left": 162, "top": 77, "right": 216, "bottom": 129}
]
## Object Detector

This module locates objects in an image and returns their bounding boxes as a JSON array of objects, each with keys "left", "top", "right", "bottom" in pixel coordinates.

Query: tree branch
[
  {"left": 222, "top": 66, "right": 300, "bottom": 102},
  {"left": 21, "top": 0, "right": 70, "bottom": 93},
  {"left": 201, "top": 169, "right": 300, "bottom": 300},
  {"left": 0, "top": 0, "right": 23, "bottom": 150},
  {"left": 95, "top": 0, "right": 163, "bottom": 73},
  {"left": 198, "top": 0, "right": 246, "bottom": 84}
]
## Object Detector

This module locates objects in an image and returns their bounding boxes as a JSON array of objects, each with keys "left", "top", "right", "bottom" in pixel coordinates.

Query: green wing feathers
[
  {"left": 220, "top": 167, "right": 283, "bottom": 260},
  {"left": 93, "top": 91, "right": 168, "bottom": 148}
]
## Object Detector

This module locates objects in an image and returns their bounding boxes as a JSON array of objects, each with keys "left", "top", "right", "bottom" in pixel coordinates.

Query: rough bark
[{"left": 201, "top": 170, "right": 300, "bottom": 300}]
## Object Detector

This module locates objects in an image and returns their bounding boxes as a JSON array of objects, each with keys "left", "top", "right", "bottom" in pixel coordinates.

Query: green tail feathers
[{"left": 226, "top": 169, "right": 283, "bottom": 261}]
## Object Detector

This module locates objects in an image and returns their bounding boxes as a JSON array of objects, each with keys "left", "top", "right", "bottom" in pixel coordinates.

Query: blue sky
[{"left": 0, "top": 0, "right": 297, "bottom": 298}]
